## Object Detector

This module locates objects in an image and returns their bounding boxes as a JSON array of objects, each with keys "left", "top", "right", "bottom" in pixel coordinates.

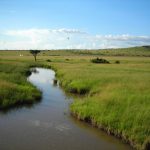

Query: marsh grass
[
  {"left": 0, "top": 60, "right": 41, "bottom": 109},
  {"left": 51, "top": 57, "right": 150, "bottom": 150}
]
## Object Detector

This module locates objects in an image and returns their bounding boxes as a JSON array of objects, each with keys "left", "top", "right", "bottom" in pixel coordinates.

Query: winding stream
[{"left": 0, "top": 68, "right": 132, "bottom": 150}]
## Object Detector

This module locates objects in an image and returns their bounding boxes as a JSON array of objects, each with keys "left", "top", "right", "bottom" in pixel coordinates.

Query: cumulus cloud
[{"left": 0, "top": 28, "right": 150, "bottom": 50}]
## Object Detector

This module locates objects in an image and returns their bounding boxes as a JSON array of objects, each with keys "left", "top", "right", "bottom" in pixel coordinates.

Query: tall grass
[
  {"left": 0, "top": 60, "right": 41, "bottom": 109},
  {"left": 51, "top": 57, "right": 150, "bottom": 150}
]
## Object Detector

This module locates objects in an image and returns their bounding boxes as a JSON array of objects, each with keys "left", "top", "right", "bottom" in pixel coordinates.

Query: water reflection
[
  {"left": 30, "top": 68, "right": 39, "bottom": 74},
  {"left": 0, "top": 100, "right": 41, "bottom": 115}
]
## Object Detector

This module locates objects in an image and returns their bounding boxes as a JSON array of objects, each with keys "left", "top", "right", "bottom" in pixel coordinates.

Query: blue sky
[{"left": 0, "top": 0, "right": 150, "bottom": 49}]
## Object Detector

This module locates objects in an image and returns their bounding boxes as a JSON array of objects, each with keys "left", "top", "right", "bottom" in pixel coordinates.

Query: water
[{"left": 0, "top": 68, "right": 132, "bottom": 150}]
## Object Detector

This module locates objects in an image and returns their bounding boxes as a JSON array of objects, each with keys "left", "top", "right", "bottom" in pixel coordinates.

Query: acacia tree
[{"left": 30, "top": 50, "right": 41, "bottom": 61}]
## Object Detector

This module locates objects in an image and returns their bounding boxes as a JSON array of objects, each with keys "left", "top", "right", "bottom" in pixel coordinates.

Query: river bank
[
  {"left": 0, "top": 60, "right": 42, "bottom": 110},
  {"left": 0, "top": 48, "right": 150, "bottom": 150},
  {"left": 0, "top": 67, "right": 132, "bottom": 150},
  {"left": 50, "top": 56, "right": 150, "bottom": 150}
]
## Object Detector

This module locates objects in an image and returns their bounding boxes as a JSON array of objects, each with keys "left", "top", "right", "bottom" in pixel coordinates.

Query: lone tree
[{"left": 30, "top": 50, "right": 41, "bottom": 61}]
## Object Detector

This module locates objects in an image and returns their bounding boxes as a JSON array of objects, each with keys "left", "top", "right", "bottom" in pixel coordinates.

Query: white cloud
[
  {"left": 88, "top": 34, "right": 150, "bottom": 48},
  {"left": 50, "top": 28, "right": 87, "bottom": 34},
  {"left": 95, "top": 34, "right": 150, "bottom": 42},
  {"left": 5, "top": 28, "right": 86, "bottom": 37},
  {"left": 0, "top": 28, "right": 150, "bottom": 50}
]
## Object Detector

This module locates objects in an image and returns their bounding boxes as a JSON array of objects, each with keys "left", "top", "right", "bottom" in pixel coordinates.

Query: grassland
[
  {"left": 1, "top": 46, "right": 150, "bottom": 57},
  {"left": 71, "top": 46, "right": 150, "bottom": 57},
  {"left": 0, "top": 46, "right": 150, "bottom": 149}
]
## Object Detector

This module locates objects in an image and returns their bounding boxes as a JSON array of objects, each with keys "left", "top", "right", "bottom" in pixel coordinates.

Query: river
[{"left": 0, "top": 68, "right": 132, "bottom": 150}]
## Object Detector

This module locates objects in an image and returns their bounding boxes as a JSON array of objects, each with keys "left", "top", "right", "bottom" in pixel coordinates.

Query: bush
[
  {"left": 115, "top": 60, "right": 120, "bottom": 64},
  {"left": 46, "top": 59, "right": 52, "bottom": 62},
  {"left": 91, "top": 58, "right": 110, "bottom": 64}
]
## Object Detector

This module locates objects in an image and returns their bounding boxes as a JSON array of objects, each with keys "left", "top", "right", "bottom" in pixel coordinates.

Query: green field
[{"left": 0, "top": 46, "right": 150, "bottom": 150}]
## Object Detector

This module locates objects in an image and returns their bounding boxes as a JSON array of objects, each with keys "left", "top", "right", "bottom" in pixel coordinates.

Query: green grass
[
  {"left": 0, "top": 60, "right": 42, "bottom": 109},
  {"left": 0, "top": 46, "right": 150, "bottom": 149},
  {"left": 0, "top": 46, "right": 150, "bottom": 57},
  {"left": 71, "top": 46, "right": 150, "bottom": 57},
  {"left": 49, "top": 56, "right": 150, "bottom": 150}
]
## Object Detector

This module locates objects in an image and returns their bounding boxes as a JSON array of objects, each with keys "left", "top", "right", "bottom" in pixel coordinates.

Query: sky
[{"left": 0, "top": 0, "right": 150, "bottom": 50}]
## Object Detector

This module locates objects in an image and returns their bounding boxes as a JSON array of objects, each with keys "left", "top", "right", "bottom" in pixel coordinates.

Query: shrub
[
  {"left": 91, "top": 58, "right": 110, "bottom": 64},
  {"left": 115, "top": 60, "right": 120, "bottom": 64},
  {"left": 46, "top": 59, "right": 52, "bottom": 62}
]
